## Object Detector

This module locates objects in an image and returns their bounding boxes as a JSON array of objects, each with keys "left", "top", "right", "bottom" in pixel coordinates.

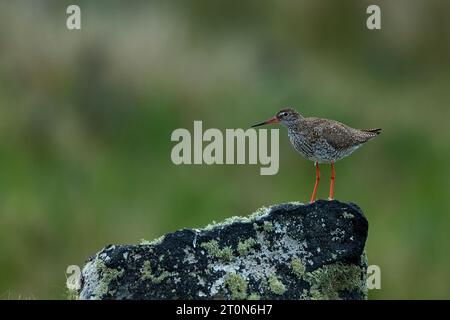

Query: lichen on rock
[
  {"left": 267, "top": 274, "right": 287, "bottom": 295},
  {"left": 291, "top": 258, "right": 306, "bottom": 279},
  {"left": 140, "top": 260, "right": 174, "bottom": 284},
  {"left": 77, "top": 200, "right": 369, "bottom": 300},
  {"left": 78, "top": 251, "right": 125, "bottom": 299},
  {"left": 223, "top": 273, "right": 248, "bottom": 299},
  {"left": 200, "top": 240, "right": 234, "bottom": 261},
  {"left": 237, "top": 238, "right": 257, "bottom": 256},
  {"left": 302, "top": 261, "right": 366, "bottom": 300}
]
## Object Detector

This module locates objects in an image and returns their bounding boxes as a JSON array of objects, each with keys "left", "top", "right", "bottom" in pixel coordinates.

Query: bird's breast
[
  {"left": 288, "top": 131, "right": 314, "bottom": 158},
  {"left": 287, "top": 130, "right": 358, "bottom": 163}
]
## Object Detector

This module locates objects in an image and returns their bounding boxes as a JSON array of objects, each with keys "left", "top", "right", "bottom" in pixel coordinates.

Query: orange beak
[{"left": 251, "top": 116, "right": 279, "bottom": 128}]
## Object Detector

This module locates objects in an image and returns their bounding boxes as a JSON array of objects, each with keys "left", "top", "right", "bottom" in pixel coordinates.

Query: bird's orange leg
[
  {"left": 329, "top": 162, "right": 335, "bottom": 200},
  {"left": 310, "top": 162, "right": 320, "bottom": 203}
]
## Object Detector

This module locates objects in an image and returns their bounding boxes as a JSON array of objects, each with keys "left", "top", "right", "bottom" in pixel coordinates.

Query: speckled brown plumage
[
  {"left": 252, "top": 107, "right": 381, "bottom": 202},
  {"left": 286, "top": 116, "right": 380, "bottom": 164}
]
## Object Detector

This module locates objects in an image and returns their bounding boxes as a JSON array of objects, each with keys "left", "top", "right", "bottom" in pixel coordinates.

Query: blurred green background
[{"left": 1, "top": 0, "right": 449, "bottom": 299}]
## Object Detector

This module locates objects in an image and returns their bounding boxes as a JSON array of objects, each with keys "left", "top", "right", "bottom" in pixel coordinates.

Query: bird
[{"left": 252, "top": 108, "right": 381, "bottom": 203}]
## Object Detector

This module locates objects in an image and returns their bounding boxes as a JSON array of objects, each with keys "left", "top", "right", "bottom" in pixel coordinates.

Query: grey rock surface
[{"left": 76, "top": 200, "right": 369, "bottom": 300}]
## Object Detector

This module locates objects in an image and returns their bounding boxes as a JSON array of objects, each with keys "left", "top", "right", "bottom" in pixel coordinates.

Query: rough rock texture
[{"left": 76, "top": 200, "right": 369, "bottom": 300}]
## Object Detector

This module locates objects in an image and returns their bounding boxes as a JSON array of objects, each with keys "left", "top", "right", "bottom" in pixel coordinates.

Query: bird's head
[{"left": 251, "top": 108, "right": 302, "bottom": 128}]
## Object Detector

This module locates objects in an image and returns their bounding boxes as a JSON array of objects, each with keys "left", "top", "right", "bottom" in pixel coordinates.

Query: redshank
[{"left": 252, "top": 108, "right": 381, "bottom": 203}]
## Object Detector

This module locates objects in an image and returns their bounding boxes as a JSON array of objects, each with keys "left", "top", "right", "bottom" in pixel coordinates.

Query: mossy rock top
[{"left": 77, "top": 200, "right": 368, "bottom": 300}]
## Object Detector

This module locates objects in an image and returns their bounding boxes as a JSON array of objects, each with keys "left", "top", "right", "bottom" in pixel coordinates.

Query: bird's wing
[{"left": 319, "top": 120, "right": 361, "bottom": 150}]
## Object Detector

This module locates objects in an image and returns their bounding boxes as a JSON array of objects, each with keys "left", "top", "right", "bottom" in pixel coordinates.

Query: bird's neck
[{"left": 286, "top": 120, "right": 303, "bottom": 132}]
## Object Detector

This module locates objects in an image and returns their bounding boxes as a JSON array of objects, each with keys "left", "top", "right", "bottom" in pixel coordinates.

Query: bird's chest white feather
[{"left": 287, "top": 131, "right": 348, "bottom": 163}]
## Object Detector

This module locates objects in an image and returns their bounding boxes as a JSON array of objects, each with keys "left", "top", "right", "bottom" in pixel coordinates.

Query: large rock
[{"left": 76, "top": 200, "right": 369, "bottom": 300}]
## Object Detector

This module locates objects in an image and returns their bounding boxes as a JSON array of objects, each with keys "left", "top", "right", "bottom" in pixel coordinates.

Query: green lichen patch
[
  {"left": 247, "top": 293, "right": 260, "bottom": 300},
  {"left": 291, "top": 258, "right": 306, "bottom": 279},
  {"left": 140, "top": 235, "right": 165, "bottom": 246},
  {"left": 196, "top": 202, "right": 289, "bottom": 233},
  {"left": 200, "top": 240, "right": 234, "bottom": 261},
  {"left": 205, "top": 216, "right": 248, "bottom": 231},
  {"left": 249, "top": 206, "right": 270, "bottom": 219},
  {"left": 308, "top": 288, "right": 324, "bottom": 300},
  {"left": 267, "top": 274, "right": 286, "bottom": 295},
  {"left": 303, "top": 263, "right": 363, "bottom": 300},
  {"left": 95, "top": 259, "right": 124, "bottom": 298},
  {"left": 252, "top": 220, "right": 274, "bottom": 232},
  {"left": 237, "top": 238, "right": 257, "bottom": 256},
  {"left": 141, "top": 260, "right": 174, "bottom": 284},
  {"left": 263, "top": 221, "right": 274, "bottom": 232},
  {"left": 224, "top": 273, "right": 248, "bottom": 300}
]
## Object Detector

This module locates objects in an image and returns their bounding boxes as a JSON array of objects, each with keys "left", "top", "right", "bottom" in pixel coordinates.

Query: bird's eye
[{"left": 282, "top": 112, "right": 288, "bottom": 117}]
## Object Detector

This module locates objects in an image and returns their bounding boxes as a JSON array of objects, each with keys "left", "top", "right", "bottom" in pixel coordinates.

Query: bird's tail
[
  {"left": 358, "top": 128, "right": 382, "bottom": 143},
  {"left": 361, "top": 128, "right": 382, "bottom": 135}
]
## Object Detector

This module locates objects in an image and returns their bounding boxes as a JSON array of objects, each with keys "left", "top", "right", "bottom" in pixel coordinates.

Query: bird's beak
[{"left": 251, "top": 116, "right": 279, "bottom": 128}]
